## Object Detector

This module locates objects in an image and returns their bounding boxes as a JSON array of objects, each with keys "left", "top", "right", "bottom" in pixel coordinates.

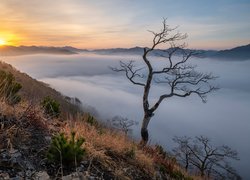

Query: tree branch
[{"left": 110, "top": 61, "right": 146, "bottom": 86}]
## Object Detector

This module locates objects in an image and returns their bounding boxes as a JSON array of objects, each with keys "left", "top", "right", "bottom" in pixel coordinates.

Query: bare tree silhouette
[
  {"left": 173, "top": 136, "right": 241, "bottom": 179},
  {"left": 111, "top": 19, "right": 218, "bottom": 144}
]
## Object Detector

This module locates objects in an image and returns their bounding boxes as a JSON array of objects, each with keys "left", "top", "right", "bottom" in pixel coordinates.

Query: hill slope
[
  {"left": 212, "top": 44, "right": 250, "bottom": 60},
  {"left": 0, "top": 62, "right": 197, "bottom": 179},
  {"left": 0, "top": 61, "right": 80, "bottom": 115}
]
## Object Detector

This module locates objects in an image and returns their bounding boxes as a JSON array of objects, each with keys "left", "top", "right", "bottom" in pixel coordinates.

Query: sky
[{"left": 0, "top": 0, "right": 249, "bottom": 49}]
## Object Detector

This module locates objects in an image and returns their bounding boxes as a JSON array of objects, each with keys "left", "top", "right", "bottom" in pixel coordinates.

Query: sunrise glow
[
  {"left": 0, "top": 1, "right": 249, "bottom": 49},
  {"left": 0, "top": 31, "right": 19, "bottom": 46},
  {"left": 0, "top": 39, "right": 6, "bottom": 46}
]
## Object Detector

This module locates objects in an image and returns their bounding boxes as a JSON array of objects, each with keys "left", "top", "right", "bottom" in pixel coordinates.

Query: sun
[{"left": 0, "top": 39, "right": 6, "bottom": 46}]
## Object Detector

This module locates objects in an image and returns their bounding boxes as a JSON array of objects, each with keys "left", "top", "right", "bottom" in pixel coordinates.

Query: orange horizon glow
[
  {"left": 0, "top": 25, "right": 248, "bottom": 50},
  {"left": 0, "top": 39, "right": 6, "bottom": 46},
  {"left": 0, "top": 1, "right": 249, "bottom": 51},
  {"left": 0, "top": 29, "right": 245, "bottom": 50},
  {"left": 0, "top": 29, "right": 247, "bottom": 50},
  {"left": 0, "top": 31, "right": 19, "bottom": 46}
]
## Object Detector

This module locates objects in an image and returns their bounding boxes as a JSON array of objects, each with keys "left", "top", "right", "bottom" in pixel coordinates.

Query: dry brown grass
[
  {"left": 0, "top": 99, "right": 200, "bottom": 179},
  {"left": 58, "top": 114, "right": 204, "bottom": 179},
  {"left": 0, "top": 61, "right": 81, "bottom": 116},
  {"left": 61, "top": 116, "right": 155, "bottom": 178},
  {"left": 0, "top": 98, "right": 54, "bottom": 151},
  {"left": 0, "top": 100, "right": 29, "bottom": 119}
]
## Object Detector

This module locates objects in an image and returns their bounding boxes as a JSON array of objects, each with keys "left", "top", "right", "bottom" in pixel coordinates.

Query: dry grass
[
  {"left": 0, "top": 100, "right": 48, "bottom": 149},
  {"left": 0, "top": 100, "right": 30, "bottom": 119},
  {"left": 0, "top": 99, "right": 200, "bottom": 179},
  {"left": 61, "top": 116, "right": 155, "bottom": 178},
  {"left": 60, "top": 115, "right": 202, "bottom": 179},
  {"left": 0, "top": 61, "right": 81, "bottom": 116}
]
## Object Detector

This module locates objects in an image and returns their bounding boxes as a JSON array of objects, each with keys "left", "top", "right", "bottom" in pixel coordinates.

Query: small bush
[
  {"left": 85, "top": 113, "right": 98, "bottom": 126},
  {"left": 47, "top": 132, "right": 85, "bottom": 166},
  {"left": 155, "top": 144, "right": 167, "bottom": 158},
  {"left": 124, "top": 147, "right": 135, "bottom": 159},
  {"left": 41, "top": 96, "right": 60, "bottom": 117},
  {"left": 170, "top": 170, "right": 185, "bottom": 179},
  {"left": 159, "top": 164, "right": 167, "bottom": 173},
  {"left": 169, "top": 170, "right": 193, "bottom": 180},
  {"left": 0, "top": 70, "right": 22, "bottom": 105}
]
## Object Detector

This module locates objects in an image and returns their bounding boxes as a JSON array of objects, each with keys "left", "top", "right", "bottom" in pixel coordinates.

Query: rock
[
  {"left": 45, "top": 136, "right": 51, "bottom": 142},
  {"left": 81, "top": 160, "right": 89, "bottom": 166},
  {"left": 33, "top": 171, "right": 50, "bottom": 180},
  {"left": 25, "top": 169, "right": 33, "bottom": 178},
  {"left": 9, "top": 149, "right": 22, "bottom": 164},
  {"left": 0, "top": 173, "right": 10, "bottom": 179},
  {"left": 62, "top": 172, "right": 86, "bottom": 180}
]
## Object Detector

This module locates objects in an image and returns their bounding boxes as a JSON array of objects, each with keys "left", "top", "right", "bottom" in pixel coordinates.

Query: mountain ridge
[
  {"left": 0, "top": 45, "right": 78, "bottom": 56},
  {"left": 1, "top": 44, "right": 249, "bottom": 60},
  {"left": 211, "top": 44, "right": 250, "bottom": 60}
]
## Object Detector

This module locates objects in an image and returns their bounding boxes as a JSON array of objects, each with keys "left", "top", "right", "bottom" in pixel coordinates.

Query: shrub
[
  {"left": 41, "top": 96, "right": 60, "bottom": 117},
  {"left": 124, "top": 147, "right": 135, "bottom": 159},
  {"left": 170, "top": 170, "right": 185, "bottom": 179},
  {"left": 47, "top": 132, "right": 85, "bottom": 166},
  {"left": 155, "top": 144, "right": 167, "bottom": 158},
  {"left": 85, "top": 113, "right": 98, "bottom": 126},
  {"left": 0, "top": 70, "right": 22, "bottom": 105}
]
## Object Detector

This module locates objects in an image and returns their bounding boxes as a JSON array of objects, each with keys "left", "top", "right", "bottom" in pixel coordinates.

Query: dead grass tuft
[
  {"left": 61, "top": 117, "right": 155, "bottom": 177},
  {"left": 0, "top": 100, "right": 50, "bottom": 150}
]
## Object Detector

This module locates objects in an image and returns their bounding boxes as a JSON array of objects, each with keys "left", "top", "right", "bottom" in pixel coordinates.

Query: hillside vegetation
[{"left": 0, "top": 61, "right": 199, "bottom": 179}]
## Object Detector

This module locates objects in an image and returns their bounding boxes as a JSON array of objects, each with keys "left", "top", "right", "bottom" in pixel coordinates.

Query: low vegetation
[
  {"left": 0, "top": 61, "right": 81, "bottom": 116},
  {"left": 47, "top": 132, "right": 86, "bottom": 166},
  {"left": 0, "top": 70, "right": 22, "bottom": 105},
  {"left": 41, "top": 96, "right": 60, "bottom": 118},
  {"left": 1, "top": 99, "right": 195, "bottom": 179}
]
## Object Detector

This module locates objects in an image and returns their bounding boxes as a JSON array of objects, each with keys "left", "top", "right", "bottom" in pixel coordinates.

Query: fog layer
[{"left": 2, "top": 54, "right": 250, "bottom": 178}]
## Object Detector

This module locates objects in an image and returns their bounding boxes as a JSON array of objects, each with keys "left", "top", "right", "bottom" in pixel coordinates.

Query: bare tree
[
  {"left": 111, "top": 19, "right": 218, "bottom": 144},
  {"left": 173, "top": 136, "right": 241, "bottom": 179},
  {"left": 172, "top": 136, "right": 192, "bottom": 171},
  {"left": 108, "top": 116, "right": 138, "bottom": 135}
]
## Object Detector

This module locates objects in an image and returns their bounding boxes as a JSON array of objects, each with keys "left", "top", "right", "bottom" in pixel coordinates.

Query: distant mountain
[
  {"left": 211, "top": 44, "right": 250, "bottom": 60},
  {"left": 92, "top": 46, "right": 144, "bottom": 55},
  {"left": 61, "top": 46, "right": 89, "bottom": 53},
  {"left": 0, "top": 45, "right": 78, "bottom": 56},
  {"left": 91, "top": 46, "right": 219, "bottom": 58},
  {"left": 92, "top": 44, "right": 250, "bottom": 60},
  {"left": 91, "top": 47, "right": 190, "bottom": 56},
  {"left": 1, "top": 44, "right": 249, "bottom": 60}
]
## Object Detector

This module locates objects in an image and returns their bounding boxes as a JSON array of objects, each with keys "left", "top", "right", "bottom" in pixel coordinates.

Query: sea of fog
[{"left": 2, "top": 53, "right": 250, "bottom": 178}]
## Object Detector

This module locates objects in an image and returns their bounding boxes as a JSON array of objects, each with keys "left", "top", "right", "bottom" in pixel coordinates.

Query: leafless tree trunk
[
  {"left": 172, "top": 136, "right": 191, "bottom": 171},
  {"left": 111, "top": 18, "right": 218, "bottom": 145}
]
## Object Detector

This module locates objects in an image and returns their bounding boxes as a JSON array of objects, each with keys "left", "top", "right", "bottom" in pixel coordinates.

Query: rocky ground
[{"left": 0, "top": 110, "right": 154, "bottom": 180}]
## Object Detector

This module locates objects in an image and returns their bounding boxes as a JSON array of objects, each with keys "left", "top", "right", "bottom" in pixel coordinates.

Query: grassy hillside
[
  {"left": 0, "top": 61, "right": 199, "bottom": 179},
  {"left": 0, "top": 61, "right": 81, "bottom": 116}
]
